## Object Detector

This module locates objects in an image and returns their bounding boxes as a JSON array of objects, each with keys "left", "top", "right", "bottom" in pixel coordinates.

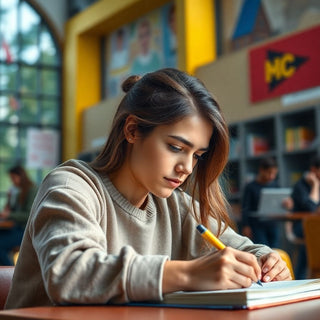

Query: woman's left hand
[{"left": 259, "top": 251, "right": 292, "bottom": 282}]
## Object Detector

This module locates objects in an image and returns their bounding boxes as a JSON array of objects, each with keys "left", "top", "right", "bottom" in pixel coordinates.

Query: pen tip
[{"left": 257, "top": 280, "right": 263, "bottom": 286}]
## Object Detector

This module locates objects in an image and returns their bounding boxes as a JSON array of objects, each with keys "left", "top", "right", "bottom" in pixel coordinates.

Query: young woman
[
  {"left": 5, "top": 69, "right": 291, "bottom": 309},
  {"left": 0, "top": 165, "right": 37, "bottom": 265}
]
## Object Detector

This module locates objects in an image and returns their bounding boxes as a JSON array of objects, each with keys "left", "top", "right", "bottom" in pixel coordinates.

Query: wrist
[{"left": 162, "top": 260, "right": 192, "bottom": 294}]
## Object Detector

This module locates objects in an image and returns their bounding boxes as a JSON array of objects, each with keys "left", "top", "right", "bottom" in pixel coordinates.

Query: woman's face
[{"left": 126, "top": 114, "right": 213, "bottom": 202}]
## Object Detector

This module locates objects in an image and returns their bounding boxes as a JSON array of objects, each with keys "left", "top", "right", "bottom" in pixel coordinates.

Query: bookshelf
[{"left": 225, "top": 105, "right": 320, "bottom": 202}]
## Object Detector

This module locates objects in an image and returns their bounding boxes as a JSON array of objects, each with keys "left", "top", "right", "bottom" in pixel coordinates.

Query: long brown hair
[{"left": 91, "top": 68, "right": 231, "bottom": 234}]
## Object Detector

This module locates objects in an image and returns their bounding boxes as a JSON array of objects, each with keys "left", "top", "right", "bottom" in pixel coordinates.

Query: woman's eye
[
  {"left": 194, "top": 153, "right": 205, "bottom": 161},
  {"left": 169, "top": 144, "right": 182, "bottom": 153}
]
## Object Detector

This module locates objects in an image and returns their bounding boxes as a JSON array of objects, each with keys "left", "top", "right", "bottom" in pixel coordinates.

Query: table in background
[
  {"left": 271, "top": 212, "right": 320, "bottom": 221},
  {"left": 0, "top": 220, "right": 14, "bottom": 229},
  {"left": 1, "top": 300, "right": 320, "bottom": 320},
  {"left": 250, "top": 212, "right": 320, "bottom": 221}
]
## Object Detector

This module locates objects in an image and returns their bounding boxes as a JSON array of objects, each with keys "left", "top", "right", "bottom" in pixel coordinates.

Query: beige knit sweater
[{"left": 5, "top": 160, "right": 272, "bottom": 309}]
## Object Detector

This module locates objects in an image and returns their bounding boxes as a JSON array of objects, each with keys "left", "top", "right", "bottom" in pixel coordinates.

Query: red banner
[{"left": 249, "top": 25, "right": 320, "bottom": 103}]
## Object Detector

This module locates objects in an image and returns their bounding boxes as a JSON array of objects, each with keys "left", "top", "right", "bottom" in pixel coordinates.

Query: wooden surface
[
  {"left": 1, "top": 299, "right": 320, "bottom": 320},
  {"left": 250, "top": 212, "right": 320, "bottom": 221},
  {"left": 0, "top": 220, "right": 14, "bottom": 229}
]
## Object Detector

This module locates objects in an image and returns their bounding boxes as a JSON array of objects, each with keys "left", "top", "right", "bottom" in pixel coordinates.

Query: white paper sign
[{"left": 26, "top": 128, "right": 60, "bottom": 169}]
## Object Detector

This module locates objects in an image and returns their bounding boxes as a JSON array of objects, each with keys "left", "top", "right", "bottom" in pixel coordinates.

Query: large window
[{"left": 0, "top": 0, "right": 61, "bottom": 207}]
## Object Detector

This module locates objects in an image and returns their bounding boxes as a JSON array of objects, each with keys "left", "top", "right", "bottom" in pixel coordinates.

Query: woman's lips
[{"left": 164, "top": 177, "right": 182, "bottom": 188}]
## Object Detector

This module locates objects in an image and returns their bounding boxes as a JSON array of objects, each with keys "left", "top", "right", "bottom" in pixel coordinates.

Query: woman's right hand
[{"left": 162, "top": 247, "right": 261, "bottom": 294}]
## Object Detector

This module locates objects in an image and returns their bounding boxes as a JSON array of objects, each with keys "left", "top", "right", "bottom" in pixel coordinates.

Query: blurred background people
[
  {"left": 291, "top": 155, "right": 320, "bottom": 279},
  {"left": 0, "top": 165, "right": 38, "bottom": 265},
  {"left": 241, "top": 157, "right": 292, "bottom": 248}
]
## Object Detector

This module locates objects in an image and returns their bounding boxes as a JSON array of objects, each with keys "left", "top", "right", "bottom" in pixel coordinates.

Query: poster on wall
[
  {"left": 104, "top": 2, "right": 176, "bottom": 98},
  {"left": 26, "top": 128, "right": 60, "bottom": 169},
  {"left": 249, "top": 25, "right": 320, "bottom": 103}
]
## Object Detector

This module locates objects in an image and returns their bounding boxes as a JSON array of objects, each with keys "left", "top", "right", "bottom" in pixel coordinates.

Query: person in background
[
  {"left": 0, "top": 165, "right": 38, "bottom": 265},
  {"left": 291, "top": 155, "right": 320, "bottom": 279},
  {"left": 241, "top": 158, "right": 292, "bottom": 248},
  {"left": 6, "top": 69, "right": 290, "bottom": 310}
]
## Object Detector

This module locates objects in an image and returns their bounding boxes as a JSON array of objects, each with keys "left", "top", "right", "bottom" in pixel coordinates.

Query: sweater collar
[{"left": 102, "top": 175, "right": 157, "bottom": 221}]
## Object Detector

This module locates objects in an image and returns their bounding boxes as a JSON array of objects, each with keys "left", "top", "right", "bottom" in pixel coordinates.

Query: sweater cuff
[{"left": 127, "top": 254, "right": 168, "bottom": 302}]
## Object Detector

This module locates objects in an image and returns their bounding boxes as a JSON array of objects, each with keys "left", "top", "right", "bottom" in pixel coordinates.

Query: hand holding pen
[
  {"left": 163, "top": 224, "right": 290, "bottom": 294},
  {"left": 197, "top": 224, "right": 263, "bottom": 287}
]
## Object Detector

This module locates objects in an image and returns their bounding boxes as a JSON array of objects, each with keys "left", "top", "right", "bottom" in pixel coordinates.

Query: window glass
[
  {"left": 0, "top": 0, "right": 62, "bottom": 206},
  {"left": 21, "top": 65, "right": 38, "bottom": 93},
  {"left": 0, "top": 0, "right": 18, "bottom": 62},
  {"left": 0, "top": 125, "right": 18, "bottom": 158},
  {"left": 18, "top": 126, "right": 28, "bottom": 161},
  {"left": 0, "top": 63, "right": 18, "bottom": 90},
  {"left": 19, "top": 97, "right": 38, "bottom": 123},
  {"left": 41, "top": 69, "right": 58, "bottom": 95},
  {"left": 20, "top": 2, "right": 40, "bottom": 64},
  {"left": 0, "top": 95, "right": 11, "bottom": 122},
  {"left": 40, "top": 26, "right": 58, "bottom": 65},
  {"left": 41, "top": 99, "right": 59, "bottom": 125}
]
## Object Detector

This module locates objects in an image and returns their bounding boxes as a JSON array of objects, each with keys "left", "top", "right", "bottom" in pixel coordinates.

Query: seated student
[
  {"left": 241, "top": 158, "right": 280, "bottom": 248},
  {"left": 291, "top": 155, "right": 320, "bottom": 279},
  {"left": 0, "top": 165, "right": 38, "bottom": 265},
  {"left": 241, "top": 158, "right": 292, "bottom": 248},
  {"left": 5, "top": 69, "right": 291, "bottom": 310}
]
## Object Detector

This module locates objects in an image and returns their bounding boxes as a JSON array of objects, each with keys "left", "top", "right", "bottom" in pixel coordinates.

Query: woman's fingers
[{"left": 259, "top": 251, "right": 292, "bottom": 282}]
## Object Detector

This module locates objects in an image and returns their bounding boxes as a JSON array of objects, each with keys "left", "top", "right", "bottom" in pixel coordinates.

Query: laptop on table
[{"left": 257, "top": 188, "right": 292, "bottom": 216}]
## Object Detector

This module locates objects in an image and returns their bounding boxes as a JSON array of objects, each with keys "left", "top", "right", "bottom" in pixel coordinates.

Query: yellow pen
[{"left": 196, "top": 224, "right": 263, "bottom": 286}]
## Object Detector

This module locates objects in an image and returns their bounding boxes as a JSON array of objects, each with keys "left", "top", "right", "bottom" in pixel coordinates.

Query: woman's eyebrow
[{"left": 168, "top": 135, "right": 209, "bottom": 151}]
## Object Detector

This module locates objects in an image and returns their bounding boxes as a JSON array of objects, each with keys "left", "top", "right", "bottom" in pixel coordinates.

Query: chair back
[
  {"left": 0, "top": 266, "right": 14, "bottom": 310},
  {"left": 303, "top": 216, "right": 320, "bottom": 278}
]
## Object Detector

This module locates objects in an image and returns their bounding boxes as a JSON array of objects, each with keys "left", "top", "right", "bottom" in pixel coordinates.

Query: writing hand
[{"left": 164, "top": 247, "right": 261, "bottom": 294}]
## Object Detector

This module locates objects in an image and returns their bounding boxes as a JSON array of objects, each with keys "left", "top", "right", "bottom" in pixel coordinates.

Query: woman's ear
[{"left": 124, "top": 115, "right": 139, "bottom": 143}]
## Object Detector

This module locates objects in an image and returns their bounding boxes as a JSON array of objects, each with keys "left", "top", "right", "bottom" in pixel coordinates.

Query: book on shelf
[
  {"left": 157, "top": 279, "right": 320, "bottom": 310},
  {"left": 285, "top": 127, "right": 295, "bottom": 151},
  {"left": 285, "top": 126, "right": 315, "bottom": 151},
  {"left": 296, "top": 126, "right": 315, "bottom": 149},
  {"left": 246, "top": 134, "right": 270, "bottom": 156}
]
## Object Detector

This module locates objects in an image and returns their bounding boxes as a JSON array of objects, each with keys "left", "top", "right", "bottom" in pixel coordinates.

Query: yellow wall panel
[{"left": 182, "top": 0, "right": 216, "bottom": 74}]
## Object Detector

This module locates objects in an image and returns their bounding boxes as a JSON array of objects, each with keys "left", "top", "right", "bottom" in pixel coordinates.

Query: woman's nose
[{"left": 176, "top": 157, "right": 194, "bottom": 175}]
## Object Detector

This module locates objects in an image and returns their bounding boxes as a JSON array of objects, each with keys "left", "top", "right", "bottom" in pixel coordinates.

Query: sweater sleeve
[
  {"left": 29, "top": 170, "right": 167, "bottom": 305},
  {"left": 219, "top": 223, "right": 273, "bottom": 257}
]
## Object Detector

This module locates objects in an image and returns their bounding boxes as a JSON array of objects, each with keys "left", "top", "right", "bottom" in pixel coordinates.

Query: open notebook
[
  {"left": 257, "top": 188, "right": 292, "bottom": 216},
  {"left": 157, "top": 279, "right": 320, "bottom": 310}
]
